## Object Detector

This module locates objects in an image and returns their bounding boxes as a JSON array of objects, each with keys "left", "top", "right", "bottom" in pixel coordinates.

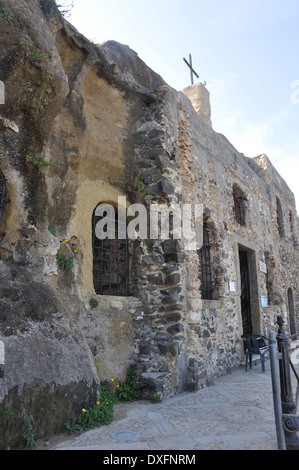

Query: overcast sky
[{"left": 66, "top": 0, "right": 299, "bottom": 212}]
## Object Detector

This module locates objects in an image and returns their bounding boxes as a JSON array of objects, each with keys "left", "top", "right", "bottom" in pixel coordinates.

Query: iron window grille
[
  {"left": 233, "top": 194, "right": 247, "bottom": 226},
  {"left": 92, "top": 206, "right": 129, "bottom": 296},
  {"left": 232, "top": 184, "right": 248, "bottom": 227},
  {"left": 0, "top": 171, "right": 6, "bottom": 220},
  {"left": 199, "top": 224, "right": 214, "bottom": 300}
]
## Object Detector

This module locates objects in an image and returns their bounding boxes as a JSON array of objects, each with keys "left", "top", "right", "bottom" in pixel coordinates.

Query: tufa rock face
[{"left": 0, "top": 0, "right": 162, "bottom": 447}]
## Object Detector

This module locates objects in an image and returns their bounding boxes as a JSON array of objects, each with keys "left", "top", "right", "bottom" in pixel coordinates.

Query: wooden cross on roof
[{"left": 183, "top": 54, "right": 199, "bottom": 85}]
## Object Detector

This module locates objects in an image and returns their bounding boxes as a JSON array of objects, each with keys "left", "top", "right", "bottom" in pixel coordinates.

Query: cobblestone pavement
[{"left": 49, "top": 358, "right": 298, "bottom": 451}]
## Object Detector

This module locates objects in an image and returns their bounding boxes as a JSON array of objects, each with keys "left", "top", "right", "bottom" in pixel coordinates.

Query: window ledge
[
  {"left": 92, "top": 294, "right": 142, "bottom": 309},
  {"left": 202, "top": 299, "right": 222, "bottom": 309}
]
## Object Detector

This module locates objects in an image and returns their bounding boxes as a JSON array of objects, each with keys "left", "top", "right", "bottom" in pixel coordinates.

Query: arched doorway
[{"left": 287, "top": 288, "right": 296, "bottom": 335}]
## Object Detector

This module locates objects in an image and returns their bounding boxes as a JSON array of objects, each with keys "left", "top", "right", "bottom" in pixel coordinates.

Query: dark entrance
[
  {"left": 239, "top": 249, "right": 252, "bottom": 334},
  {"left": 288, "top": 288, "right": 296, "bottom": 335}
]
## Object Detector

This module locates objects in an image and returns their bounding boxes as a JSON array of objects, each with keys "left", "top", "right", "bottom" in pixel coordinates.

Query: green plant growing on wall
[
  {"left": 89, "top": 298, "right": 99, "bottom": 310},
  {"left": 149, "top": 102, "right": 161, "bottom": 112},
  {"left": 0, "top": 406, "right": 12, "bottom": 419},
  {"left": 116, "top": 364, "right": 139, "bottom": 402},
  {"left": 0, "top": 7, "right": 11, "bottom": 19},
  {"left": 132, "top": 130, "right": 146, "bottom": 145},
  {"left": 149, "top": 395, "right": 162, "bottom": 403},
  {"left": 21, "top": 41, "right": 53, "bottom": 64},
  {"left": 26, "top": 154, "right": 62, "bottom": 169},
  {"left": 56, "top": 253, "right": 74, "bottom": 271},
  {"left": 64, "top": 365, "right": 140, "bottom": 434},
  {"left": 30, "top": 48, "right": 53, "bottom": 62},
  {"left": 23, "top": 418, "right": 38, "bottom": 450},
  {"left": 64, "top": 418, "right": 81, "bottom": 435},
  {"left": 65, "top": 386, "right": 117, "bottom": 434},
  {"left": 48, "top": 226, "right": 57, "bottom": 237},
  {"left": 114, "top": 170, "right": 148, "bottom": 202},
  {"left": 112, "top": 180, "right": 126, "bottom": 192},
  {"left": 131, "top": 171, "right": 148, "bottom": 200},
  {"left": 29, "top": 263, "right": 42, "bottom": 272}
]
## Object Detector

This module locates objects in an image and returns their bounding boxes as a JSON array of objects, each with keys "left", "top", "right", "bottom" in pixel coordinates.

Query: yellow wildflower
[
  {"left": 117, "top": 384, "right": 120, "bottom": 388},
  {"left": 111, "top": 378, "right": 114, "bottom": 382},
  {"left": 96, "top": 401, "right": 100, "bottom": 405},
  {"left": 82, "top": 409, "right": 86, "bottom": 413}
]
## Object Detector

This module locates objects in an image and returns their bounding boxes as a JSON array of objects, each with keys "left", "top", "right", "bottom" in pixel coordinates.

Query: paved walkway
[{"left": 51, "top": 359, "right": 291, "bottom": 451}]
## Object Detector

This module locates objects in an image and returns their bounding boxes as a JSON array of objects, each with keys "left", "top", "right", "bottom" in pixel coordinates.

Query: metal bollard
[
  {"left": 276, "top": 315, "right": 299, "bottom": 450},
  {"left": 269, "top": 332, "right": 286, "bottom": 450}
]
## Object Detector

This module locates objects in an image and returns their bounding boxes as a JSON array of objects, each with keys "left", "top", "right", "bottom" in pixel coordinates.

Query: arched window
[
  {"left": 276, "top": 197, "right": 285, "bottom": 238},
  {"left": 233, "top": 184, "right": 247, "bottom": 227},
  {"left": 0, "top": 171, "right": 6, "bottom": 220},
  {"left": 92, "top": 203, "right": 129, "bottom": 296}
]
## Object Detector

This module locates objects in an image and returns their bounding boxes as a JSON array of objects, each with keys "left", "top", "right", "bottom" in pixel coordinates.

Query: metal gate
[
  {"left": 199, "top": 224, "right": 213, "bottom": 300},
  {"left": 92, "top": 206, "right": 129, "bottom": 296}
]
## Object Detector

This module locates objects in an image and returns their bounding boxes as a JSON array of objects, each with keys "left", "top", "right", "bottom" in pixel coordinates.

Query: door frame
[
  {"left": 239, "top": 248, "right": 252, "bottom": 334},
  {"left": 236, "top": 241, "right": 261, "bottom": 336}
]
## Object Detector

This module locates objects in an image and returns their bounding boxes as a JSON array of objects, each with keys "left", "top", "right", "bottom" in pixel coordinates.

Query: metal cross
[{"left": 183, "top": 54, "right": 199, "bottom": 85}]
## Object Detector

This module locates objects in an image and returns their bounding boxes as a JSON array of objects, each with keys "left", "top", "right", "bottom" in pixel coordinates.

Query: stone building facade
[{"left": 0, "top": 0, "right": 298, "bottom": 445}]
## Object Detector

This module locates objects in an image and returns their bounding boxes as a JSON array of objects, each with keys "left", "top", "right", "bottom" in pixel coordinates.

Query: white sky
[{"left": 66, "top": 0, "right": 299, "bottom": 212}]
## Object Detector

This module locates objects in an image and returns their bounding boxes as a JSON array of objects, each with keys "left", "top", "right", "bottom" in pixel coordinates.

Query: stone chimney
[{"left": 182, "top": 82, "right": 212, "bottom": 127}]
